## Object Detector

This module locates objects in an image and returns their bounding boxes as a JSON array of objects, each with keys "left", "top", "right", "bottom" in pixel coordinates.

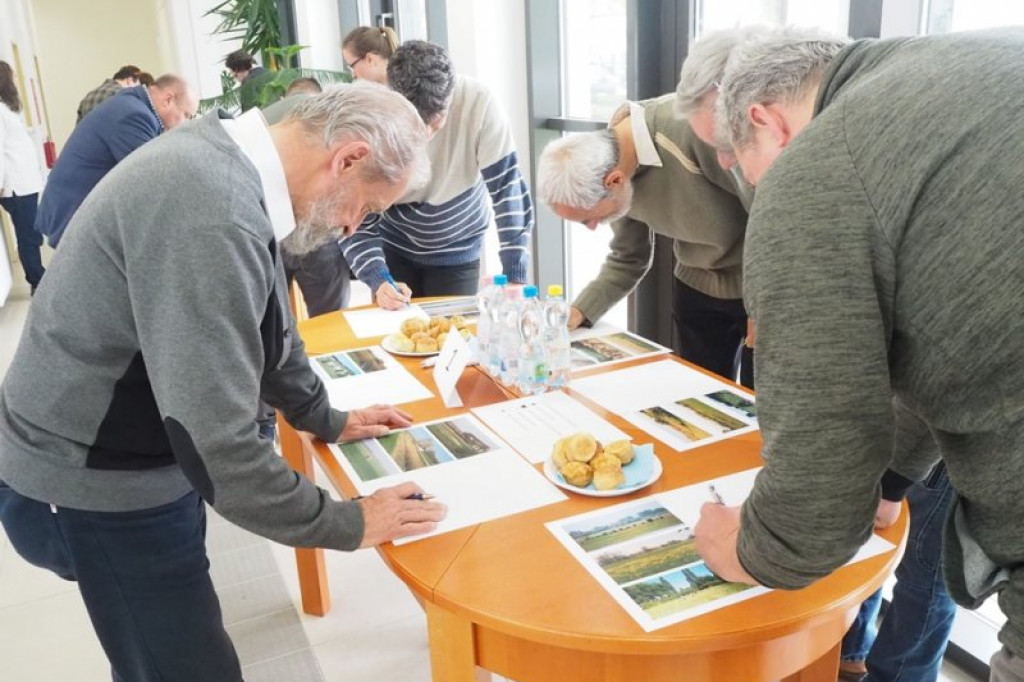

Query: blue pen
[{"left": 384, "top": 273, "right": 409, "bottom": 306}]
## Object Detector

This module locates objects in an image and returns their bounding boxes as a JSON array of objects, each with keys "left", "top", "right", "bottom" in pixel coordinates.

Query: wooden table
[{"left": 279, "top": 306, "right": 907, "bottom": 682}]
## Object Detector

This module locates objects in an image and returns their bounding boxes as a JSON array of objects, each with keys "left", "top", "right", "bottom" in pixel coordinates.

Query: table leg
[
  {"left": 782, "top": 642, "right": 840, "bottom": 682},
  {"left": 424, "top": 600, "right": 492, "bottom": 682},
  {"left": 277, "top": 415, "right": 331, "bottom": 617}
]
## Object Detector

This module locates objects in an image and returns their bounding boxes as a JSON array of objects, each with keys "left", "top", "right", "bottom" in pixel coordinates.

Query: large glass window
[
  {"left": 559, "top": 0, "right": 629, "bottom": 329},
  {"left": 695, "top": 0, "right": 849, "bottom": 37},
  {"left": 923, "top": 0, "right": 1024, "bottom": 34}
]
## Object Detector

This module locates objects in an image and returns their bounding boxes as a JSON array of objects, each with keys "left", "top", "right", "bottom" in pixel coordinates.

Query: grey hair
[
  {"left": 717, "top": 26, "right": 850, "bottom": 149},
  {"left": 287, "top": 81, "right": 429, "bottom": 186},
  {"left": 386, "top": 40, "right": 456, "bottom": 125},
  {"left": 536, "top": 130, "right": 619, "bottom": 210},
  {"left": 675, "top": 25, "right": 771, "bottom": 118}
]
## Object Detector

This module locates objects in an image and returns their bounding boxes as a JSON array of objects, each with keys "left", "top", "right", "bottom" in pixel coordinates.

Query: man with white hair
[
  {"left": 536, "top": 93, "right": 752, "bottom": 385},
  {"left": 693, "top": 27, "right": 1024, "bottom": 682},
  {"left": 0, "top": 83, "right": 444, "bottom": 681}
]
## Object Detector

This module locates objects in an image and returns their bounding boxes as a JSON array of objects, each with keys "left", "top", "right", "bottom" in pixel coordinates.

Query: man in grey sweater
[
  {"left": 0, "top": 84, "right": 442, "bottom": 681},
  {"left": 694, "top": 28, "right": 1024, "bottom": 680}
]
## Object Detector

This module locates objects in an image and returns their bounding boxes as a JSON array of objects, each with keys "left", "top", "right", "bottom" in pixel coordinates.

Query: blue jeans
[
  {"left": 0, "top": 192, "right": 45, "bottom": 287},
  {"left": 0, "top": 481, "right": 243, "bottom": 682},
  {"left": 841, "top": 464, "right": 957, "bottom": 682}
]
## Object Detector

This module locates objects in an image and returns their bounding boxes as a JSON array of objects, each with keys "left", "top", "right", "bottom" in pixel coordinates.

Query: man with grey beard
[{"left": 0, "top": 83, "right": 443, "bottom": 681}]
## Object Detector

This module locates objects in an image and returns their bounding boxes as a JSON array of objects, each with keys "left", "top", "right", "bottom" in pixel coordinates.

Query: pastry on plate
[
  {"left": 401, "top": 318, "right": 428, "bottom": 336},
  {"left": 604, "top": 440, "right": 635, "bottom": 465},
  {"left": 387, "top": 333, "right": 415, "bottom": 353},
  {"left": 560, "top": 461, "right": 593, "bottom": 488},
  {"left": 415, "top": 337, "right": 439, "bottom": 353}
]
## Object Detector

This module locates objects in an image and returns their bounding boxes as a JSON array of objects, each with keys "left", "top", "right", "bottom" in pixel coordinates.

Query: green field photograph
[
  {"left": 640, "top": 405, "right": 712, "bottom": 444},
  {"left": 348, "top": 349, "right": 387, "bottom": 373},
  {"left": 571, "top": 337, "right": 629, "bottom": 364},
  {"left": 339, "top": 440, "right": 393, "bottom": 482},
  {"left": 426, "top": 417, "right": 499, "bottom": 459},
  {"left": 674, "top": 398, "right": 748, "bottom": 433},
  {"left": 603, "top": 332, "right": 661, "bottom": 356},
  {"left": 377, "top": 428, "right": 451, "bottom": 472},
  {"left": 562, "top": 500, "right": 684, "bottom": 552},
  {"left": 315, "top": 353, "right": 359, "bottom": 379},
  {"left": 592, "top": 525, "right": 700, "bottom": 584},
  {"left": 705, "top": 390, "right": 757, "bottom": 421},
  {"left": 622, "top": 561, "right": 752, "bottom": 619}
]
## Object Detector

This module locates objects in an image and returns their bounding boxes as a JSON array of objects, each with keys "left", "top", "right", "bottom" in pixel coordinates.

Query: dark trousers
[
  {"left": 841, "top": 464, "right": 957, "bottom": 682},
  {"left": 0, "top": 482, "right": 243, "bottom": 682},
  {"left": 282, "top": 242, "right": 352, "bottom": 317},
  {"left": 384, "top": 247, "right": 481, "bottom": 297},
  {"left": 0, "top": 192, "right": 45, "bottom": 288},
  {"left": 671, "top": 278, "right": 750, "bottom": 387}
]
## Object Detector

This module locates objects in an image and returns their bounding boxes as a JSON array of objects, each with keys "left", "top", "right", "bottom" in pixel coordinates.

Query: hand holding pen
[
  {"left": 357, "top": 482, "right": 446, "bottom": 548},
  {"left": 375, "top": 274, "right": 412, "bottom": 310}
]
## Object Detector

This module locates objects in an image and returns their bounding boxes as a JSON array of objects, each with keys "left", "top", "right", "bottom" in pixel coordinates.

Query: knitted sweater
[
  {"left": 0, "top": 112, "right": 364, "bottom": 551},
  {"left": 573, "top": 95, "right": 752, "bottom": 324},
  {"left": 341, "top": 76, "right": 533, "bottom": 293},
  {"left": 736, "top": 29, "right": 1024, "bottom": 656}
]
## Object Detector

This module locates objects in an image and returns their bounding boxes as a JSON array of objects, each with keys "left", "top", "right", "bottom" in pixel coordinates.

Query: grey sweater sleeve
[
  {"left": 131, "top": 220, "right": 364, "bottom": 550},
  {"left": 737, "top": 121, "right": 896, "bottom": 588},
  {"left": 573, "top": 216, "right": 654, "bottom": 324}
]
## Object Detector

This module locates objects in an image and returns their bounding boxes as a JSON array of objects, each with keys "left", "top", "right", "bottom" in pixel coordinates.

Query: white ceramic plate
[
  {"left": 380, "top": 335, "right": 440, "bottom": 357},
  {"left": 543, "top": 444, "right": 662, "bottom": 497}
]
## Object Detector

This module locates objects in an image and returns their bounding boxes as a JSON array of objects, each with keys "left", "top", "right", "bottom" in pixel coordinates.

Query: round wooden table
[{"left": 280, "top": 306, "right": 907, "bottom": 682}]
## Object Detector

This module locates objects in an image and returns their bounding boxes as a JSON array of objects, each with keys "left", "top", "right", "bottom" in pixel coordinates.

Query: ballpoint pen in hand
[{"left": 384, "top": 273, "right": 409, "bottom": 307}]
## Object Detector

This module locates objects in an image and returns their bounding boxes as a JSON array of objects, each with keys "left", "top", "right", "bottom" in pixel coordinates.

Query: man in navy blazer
[{"left": 35, "top": 74, "right": 196, "bottom": 248}]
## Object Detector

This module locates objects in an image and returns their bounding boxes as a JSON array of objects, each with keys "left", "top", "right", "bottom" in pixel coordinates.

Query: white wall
[
  {"left": 30, "top": 0, "right": 171, "bottom": 148},
  {"left": 294, "top": 0, "right": 344, "bottom": 71},
  {"left": 163, "top": 0, "right": 243, "bottom": 102}
]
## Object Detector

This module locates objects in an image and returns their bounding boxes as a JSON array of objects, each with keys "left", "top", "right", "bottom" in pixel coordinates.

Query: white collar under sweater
[
  {"left": 219, "top": 108, "right": 296, "bottom": 242},
  {"left": 627, "top": 101, "right": 663, "bottom": 168}
]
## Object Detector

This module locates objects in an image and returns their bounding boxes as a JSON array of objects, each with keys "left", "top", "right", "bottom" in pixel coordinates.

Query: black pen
[{"left": 351, "top": 493, "right": 435, "bottom": 501}]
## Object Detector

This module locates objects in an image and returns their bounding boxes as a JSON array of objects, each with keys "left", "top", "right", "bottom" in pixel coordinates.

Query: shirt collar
[
  {"left": 627, "top": 101, "right": 662, "bottom": 168},
  {"left": 219, "top": 108, "right": 296, "bottom": 242}
]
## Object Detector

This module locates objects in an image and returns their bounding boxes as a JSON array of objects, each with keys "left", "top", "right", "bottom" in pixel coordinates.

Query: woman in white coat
[{"left": 0, "top": 60, "right": 45, "bottom": 292}]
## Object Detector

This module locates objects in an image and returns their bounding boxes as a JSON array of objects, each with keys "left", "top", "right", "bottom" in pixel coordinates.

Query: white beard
[{"left": 281, "top": 188, "right": 350, "bottom": 257}]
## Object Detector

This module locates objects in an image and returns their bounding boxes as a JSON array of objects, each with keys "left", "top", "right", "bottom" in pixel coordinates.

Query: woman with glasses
[{"left": 342, "top": 26, "right": 399, "bottom": 83}]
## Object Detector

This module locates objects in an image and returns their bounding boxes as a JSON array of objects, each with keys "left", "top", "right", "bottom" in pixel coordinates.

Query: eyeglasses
[{"left": 344, "top": 56, "right": 364, "bottom": 73}]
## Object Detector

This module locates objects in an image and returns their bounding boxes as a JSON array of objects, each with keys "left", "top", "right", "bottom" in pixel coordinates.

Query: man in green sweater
[
  {"left": 694, "top": 27, "right": 1024, "bottom": 681},
  {"left": 536, "top": 95, "right": 753, "bottom": 385}
]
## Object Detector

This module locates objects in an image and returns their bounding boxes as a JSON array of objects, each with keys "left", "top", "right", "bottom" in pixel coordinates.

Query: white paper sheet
[
  {"left": 472, "top": 391, "right": 630, "bottom": 463},
  {"left": 568, "top": 322, "right": 671, "bottom": 373},
  {"left": 328, "top": 415, "right": 566, "bottom": 544},
  {"left": 571, "top": 360, "right": 759, "bottom": 452},
  {"left": 342, "top": 306, "right": 428, "bottom": 338},
  {"left": 309, "top": 346, "right": 433, "bottom": 410},
  {"left": 546, "top": 468, "right": 896, "bottom": 631}
]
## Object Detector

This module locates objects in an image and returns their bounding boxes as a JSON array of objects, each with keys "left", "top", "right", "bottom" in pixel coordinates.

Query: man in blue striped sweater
[{"left": 342, "top": 40, "right": 534, "bottom": 308}]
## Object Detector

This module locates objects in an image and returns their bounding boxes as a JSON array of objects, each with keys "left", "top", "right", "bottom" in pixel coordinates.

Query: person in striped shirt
[{"left": 341, "top": 40, "right": 534, "bottom": 309}]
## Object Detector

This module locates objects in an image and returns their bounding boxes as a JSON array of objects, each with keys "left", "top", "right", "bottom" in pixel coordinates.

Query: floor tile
[
  {"left": 0, "top": 531, "right": 80, "bottom": 609},
  {"left": 209, "top": 541, "right": 280, "bottom": 588},
  {"left": 218, "top": 574, "right": 296, "bottom": 626},
  {"left": 313, "top": 614, "right": 432, "bottom": 682},
  {"left": 227, "top": 607, "right": 311, "bottom": 668},
  {"left": 242, "top": 648, "right": 325, "bottom": 682}
]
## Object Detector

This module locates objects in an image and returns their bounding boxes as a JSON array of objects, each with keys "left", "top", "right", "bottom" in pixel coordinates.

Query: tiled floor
[{"left": 0, "top": 268, "right": 982, "bottom": 682}]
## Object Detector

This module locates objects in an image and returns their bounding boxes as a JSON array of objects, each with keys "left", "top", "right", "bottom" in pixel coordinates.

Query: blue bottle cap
[
  {"left": 523, "top": 285, "right": 539, "bottom": 298},
  {"left": 494, "top": 274, "right": 508, "bottom": 286}
]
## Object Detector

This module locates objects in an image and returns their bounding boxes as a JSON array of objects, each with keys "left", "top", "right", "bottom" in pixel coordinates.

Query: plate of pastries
[
  {"left": 382, "top": 315, "right": 473, "bottom": 357},
  {"left": 543, "top": 432, "right": 661, "bottom": 497}
]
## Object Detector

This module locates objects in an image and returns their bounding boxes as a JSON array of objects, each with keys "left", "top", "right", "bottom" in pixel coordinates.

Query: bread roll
[
  {"left": 436, "top": 332, "right": 448, "bottom": 348},
  {"left": 560, "top": 461, "right": 593, "bottom": 487},
  {"left": 415, "top": 337, "right": 439, "bottom": 353},
  {"left": 593, "top": 466, "right": 625, "bottom": 491},
  {"left": 450, "top": 315, "right": 467, "bottom": 329},
  {"left": 590, "top": 453, "right": 622, "bottom": 472},
  {"left": 410, "top": 331, "right": 430, "bottom": 342},
  {"left": 552, "top": 436, "right": 571, "bottom": 468},
  {"left": 388, "top": 333, "right": 415, "bottom": 353},
  {"left": 604, "top": 440, "right": 635, "bottom": 465},
  {"left": 429, "top": 317, "right": 452, "bottom": 333},
  {"left": 401, "top": 318, "right": 428, "bottom": 336},
  {"left": 566, "top": 433, "right": 598, "bottom": 462}
]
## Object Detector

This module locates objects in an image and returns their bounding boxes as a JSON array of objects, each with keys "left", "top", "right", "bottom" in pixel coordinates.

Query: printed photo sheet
[
  {"left": 342, "top": 306, "right": 428, "bottom": 338},
  {"left": 546, "top": 468, "right": 896, "bottom": 631},
  {"left": 571, "top": 360, "right": 758, "bottom": 452},
  {"left": 471, "top": 391, "right": 630, "bottom": 464},
  {"left": 329, "top": 414, "right": 566, "bottom": 544},
  {"left": 309, "top": 345, "right": 433, "bottom": 410},
  {"left": 569, "top": 321, "right": 671, "bottom": 373}
]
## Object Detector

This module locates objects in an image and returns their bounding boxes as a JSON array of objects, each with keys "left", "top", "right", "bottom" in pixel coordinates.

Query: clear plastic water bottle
[
  {"left": 517, "top": 286, "right": 548, "bottom": 395},
  {"left": 475, "top": 274, "right": 506, "bottom": 363},
  {"left": 492, "top": 285, "right": 521, "bottom": 383},
  {"left": 544, "top": 284, "right": 571, "bottom": 389}
]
